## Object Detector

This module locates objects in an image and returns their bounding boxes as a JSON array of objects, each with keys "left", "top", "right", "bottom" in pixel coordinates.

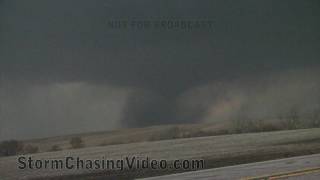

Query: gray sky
[{"left": 0, "top": 0, "right": 319, "bottom": 140}]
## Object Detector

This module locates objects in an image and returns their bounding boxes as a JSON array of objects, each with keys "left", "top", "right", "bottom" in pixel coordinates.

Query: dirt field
[
  {"left": 21, "top": 122, "right": 231, "bottom": 153},
  {"left": 0, "top": 128, "right": 320, "bottom": 180}
]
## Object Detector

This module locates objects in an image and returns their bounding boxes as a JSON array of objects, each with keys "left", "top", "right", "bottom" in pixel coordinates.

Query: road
[{"left": 141, "top": 154, "right": 320, "bottom": 180}]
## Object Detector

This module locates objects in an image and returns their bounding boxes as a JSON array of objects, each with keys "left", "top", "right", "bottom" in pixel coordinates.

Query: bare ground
[{"left": 0, "top": 128, "right": 320, "bottom": 180}]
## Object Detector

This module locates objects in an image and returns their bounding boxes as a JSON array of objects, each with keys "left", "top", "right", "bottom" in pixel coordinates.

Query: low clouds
[
  {"left": 1, "top": 67, "right": 319, "bottom": 140},
  {"left": 0, "top": 82, "right": 129, "bottom": 140},
  {"left": 0, "top": 0, "right": 320, "bottom": 140},
  {"left": 177, "top": 68, "right": 320, "bottom": 123}
]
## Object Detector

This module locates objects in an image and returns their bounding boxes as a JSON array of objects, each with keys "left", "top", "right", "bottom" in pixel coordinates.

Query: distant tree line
[
  {"left": 0, "top": 140, "right": 39, "bottom": 157},
  {"left": 232, "top": 106, "right": 320, "bottom": 133},
  {"left": 0, "top": 136, "right": 85, "bottom": 157}
]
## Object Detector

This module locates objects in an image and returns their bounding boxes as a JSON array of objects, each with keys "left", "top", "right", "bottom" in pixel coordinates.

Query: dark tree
[
  {"left": 0, "top": 140, "right": 23, "bottom": 156},
  {"left": 70, "top": 137, "right": 84, "bottom": 149}
]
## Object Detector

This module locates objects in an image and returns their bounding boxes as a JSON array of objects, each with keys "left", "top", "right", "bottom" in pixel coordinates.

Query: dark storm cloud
[
  {"left": 0, "top": 82, "right": 129, "bottom": 140},
  {"left": 0, "top": 0, "right": 320, "bottom": 138},
  {"left": 1, "top": 0, "right": 319, "bottom": 86},
  {"left": 177, "top": 67, "right": 320, "bottom": 124}
]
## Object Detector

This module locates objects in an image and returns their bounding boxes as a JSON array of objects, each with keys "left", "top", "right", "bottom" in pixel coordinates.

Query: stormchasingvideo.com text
[{"left": 18, "top": 156, "right": 205, "bottom": 171}]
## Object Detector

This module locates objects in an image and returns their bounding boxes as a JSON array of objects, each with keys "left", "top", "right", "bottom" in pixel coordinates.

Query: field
[
  {"left": 20, "top": 122, "right": 232, "bottom": 153},
  {"left": 17, "top": 117, "right": 296, "bottom": 153},
  {"left": 1, "top": 128, "right": 320, "bottom": 180}
]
